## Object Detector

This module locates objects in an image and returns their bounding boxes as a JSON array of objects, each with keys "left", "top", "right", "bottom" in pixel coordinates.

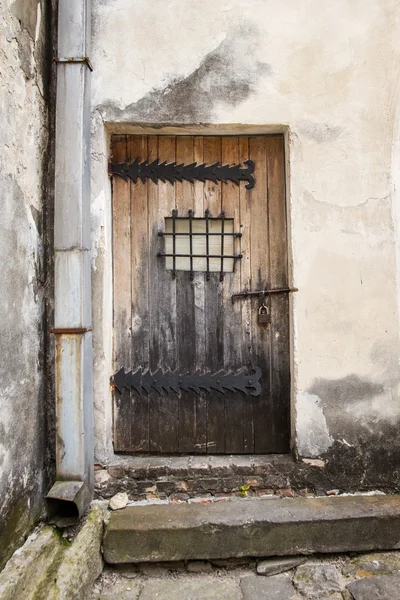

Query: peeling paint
[
  {"left": 35, "top": 2, "right": 41, "bottom": 42},
  {"left": 296, "top": 393, "right": 334, "bottom": 458},
  {"left": 11, "top": 0, "right": 40, "bottom": 40},
  {"left": 91, "top": 190, "right": 106, "bottom": 270},
  {"left": 309, "top": 374, "right": 400, "bottom": 438},
  {"left": 98, "top": 23, "right": 270, "bottom": 124}
]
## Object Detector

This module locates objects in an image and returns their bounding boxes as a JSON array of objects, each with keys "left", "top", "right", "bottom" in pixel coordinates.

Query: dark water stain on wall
[
  {"left": 99, "top": 23, "right": 271, "bottom": 124},
  {"left": 321, "top": 425, "right": 400, "bottom": 492},
  {"left": 308, "top": 375, "right": 400, "bottom": 491},
  {"left": 310, "top": 374, "right": 384, "bottom": 413},
  {"left": 297, "top": 119, "right": 343, "bottom": 143},
  {"left": 309, "top": 373, "right": 386, "bottom": 446}
]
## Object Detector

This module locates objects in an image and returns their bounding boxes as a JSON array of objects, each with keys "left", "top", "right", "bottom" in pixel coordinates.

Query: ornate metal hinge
[
  {"left": 112, "top": 367, "right": 262, "bottom": 397},
  {"left": 108, "top": 158, "right": 256, "bottom": 190}
]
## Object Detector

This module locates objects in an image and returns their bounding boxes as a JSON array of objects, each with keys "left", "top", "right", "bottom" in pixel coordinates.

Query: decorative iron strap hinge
[
  {"left": 112, "top": 367, "right": 262, "bottom": 397},
  {"left": 108, "top": 158, "right": 256, "bottom": 190}
]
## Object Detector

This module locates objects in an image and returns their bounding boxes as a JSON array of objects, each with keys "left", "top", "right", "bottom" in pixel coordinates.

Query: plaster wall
[
  {"left": 91, "top": 0, "right": 400, "bottom": 487},
  {"left": 0, "top": 0, "right": 53, "bottom": 568}
]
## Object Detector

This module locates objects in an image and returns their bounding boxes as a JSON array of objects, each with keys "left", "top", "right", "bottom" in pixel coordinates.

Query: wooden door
[{"left": 111, "top": 134, "right": 290, "bottom": 454}]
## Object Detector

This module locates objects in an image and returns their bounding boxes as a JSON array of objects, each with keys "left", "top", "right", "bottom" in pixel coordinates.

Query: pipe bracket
[
  {"left": 53, "top": 56, "right": 93, "bottom": 71},
  {"left": 50, "top": 327, "right": 92, "bottom": 334}
]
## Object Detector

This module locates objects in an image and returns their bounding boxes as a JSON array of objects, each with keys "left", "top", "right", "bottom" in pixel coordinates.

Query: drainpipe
[{"left": 46, "top": 0, "right": 94, "bottom": 518}]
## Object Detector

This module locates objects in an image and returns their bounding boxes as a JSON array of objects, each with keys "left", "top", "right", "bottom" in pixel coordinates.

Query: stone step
[
  {"left": 103, "top": 495, "right": 400, "bottom": 564},
  {"left": 94, "top": 454, "right": 314, "bottom": 502}
]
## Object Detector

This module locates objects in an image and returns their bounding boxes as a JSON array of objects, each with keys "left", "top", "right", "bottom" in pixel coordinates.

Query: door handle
[{"left": 231, "top": 287, "right": 298, "bottom": 303}]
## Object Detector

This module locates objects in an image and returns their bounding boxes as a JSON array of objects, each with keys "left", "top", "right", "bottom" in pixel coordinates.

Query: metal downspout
[{"left": 46, "top": 0, "right": 94, "bottom": 518}]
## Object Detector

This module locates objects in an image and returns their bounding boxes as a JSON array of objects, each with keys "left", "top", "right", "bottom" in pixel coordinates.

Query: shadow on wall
[
  {"left": 98, "top": 22, "right": 271, "bottom": 123},
  {"left": 309, "top": 375, "right": 400, "bottom": 490}
]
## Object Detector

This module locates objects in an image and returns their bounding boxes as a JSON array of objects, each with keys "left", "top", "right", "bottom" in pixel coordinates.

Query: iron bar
[
  {"left": 158, "top": 252, "right": 243, "bottom": 259},
  {"left": 189, "top": 209, "right": 194, "bottom": 280},
  {"left": 158, "top": 232, "right": 241, "bottom": 237},
  {"left": 231, "top": 287, "right": 298, "bottom": 303},
  {"left": 172, "top": 208, "right": 177, "bottom": 278},
  {"left": 205, "top": 208, "right": 210, "bottom": 280},
  {"left": 220, "top": 210, "right": 225, "bottom": 281},
  {"left": 50, "top": 327, "right": 92, "bottom": 334}
]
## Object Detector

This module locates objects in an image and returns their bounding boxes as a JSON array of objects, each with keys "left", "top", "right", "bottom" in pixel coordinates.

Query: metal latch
[{"left": 231, "top": 287, "right": 298, "bottom": 304}]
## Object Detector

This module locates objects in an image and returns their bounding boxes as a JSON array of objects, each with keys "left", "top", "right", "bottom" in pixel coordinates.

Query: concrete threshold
[{"left": 103, "top": 495, "right": 400, "bottom": 564}]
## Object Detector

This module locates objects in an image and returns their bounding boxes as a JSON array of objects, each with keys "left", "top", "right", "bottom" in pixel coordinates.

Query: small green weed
[{"left": 238, "top": 485, "right": 250, "bottom": 497}]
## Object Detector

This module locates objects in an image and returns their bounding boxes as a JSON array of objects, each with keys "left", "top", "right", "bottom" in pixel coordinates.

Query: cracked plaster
[
  {"left": 0, "top": 0, "right": 51, "bottom": 569},
  {"left": 90, "top": 0, "right": 400, "bottom": 482}
]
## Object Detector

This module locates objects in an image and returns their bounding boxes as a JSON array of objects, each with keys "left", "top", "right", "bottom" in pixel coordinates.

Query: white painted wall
[{"left": 91, "top": 0, "right": 400, "bottom": 464}]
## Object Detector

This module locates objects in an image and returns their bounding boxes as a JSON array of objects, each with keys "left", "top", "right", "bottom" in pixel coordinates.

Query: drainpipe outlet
[{"left": 46, "top": 480, "right": 90, "bottom": 519}]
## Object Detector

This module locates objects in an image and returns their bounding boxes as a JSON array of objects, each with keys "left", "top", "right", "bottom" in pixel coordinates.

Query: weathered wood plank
[
  {"left": 144, "top": 136, "right": 178, "bottom": 453},
  {"left": 249, "top": 136, "right": 272, "bottom": 453},
  {"left": 130, "top": 135, "right": 150, "bottom": 452},
  {"left": 152, "top": 135, "right": 179, "bottom": 452},
  {"left": 193, "top": 136, "right": 207, "bottom": 453},
  {"left": 221, "top": 137, "right": 243, "bottom": 453},
  {"left": 146, "top": 137, "right": 166, "bottom": 452},
  {"left": 266, "top": 135, "right": 290, "bottom": 453},
  {"left": 239, "top": 136, "right": 255, "bottom": 453},
  {"left": 175, "top": 136, "right": 198, "bottom": 453},
  {"left": 267, "top": 136, "right": 288, "bottom": 286},
  {"left": 112, "top": 135, "right": 132, "bottom": 451},
  {"left": 203, "top": 137, "right": 225, "bottom": 453}
]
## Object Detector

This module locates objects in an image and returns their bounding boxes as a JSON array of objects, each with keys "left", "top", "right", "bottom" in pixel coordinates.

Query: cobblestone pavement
[{"left": 90, "top": 552, "right": 400, "bottom": 599}]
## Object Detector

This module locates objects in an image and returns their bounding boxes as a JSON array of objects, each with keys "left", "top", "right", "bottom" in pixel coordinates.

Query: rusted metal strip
[
  {"left": 50, "top": 327, "right": 93, "bottom": 334},
  {"left": 231, "top": 287, "right": 298, "bottom": 303},
  {"left": 53, "top": 56, "right": 94, "bottom": 71}
]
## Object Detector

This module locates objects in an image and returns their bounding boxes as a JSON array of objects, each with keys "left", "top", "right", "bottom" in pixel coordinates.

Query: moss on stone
[
  {"left": 52, "top": 528, "right": 72, "bottom": 548},
  {"left": 0, "top": 498, "right": 32, "bottom": 570},
  {"left": 342, "top": 552, "right": 400, "bottom": 578},
  {"left": 0, "top": 505, "right": 106, "bottom": 600}
]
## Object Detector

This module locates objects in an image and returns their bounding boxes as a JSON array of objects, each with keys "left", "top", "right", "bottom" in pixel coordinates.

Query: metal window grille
[{"left": 158, "top": 209, "right": 242, "bottom": 280}]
